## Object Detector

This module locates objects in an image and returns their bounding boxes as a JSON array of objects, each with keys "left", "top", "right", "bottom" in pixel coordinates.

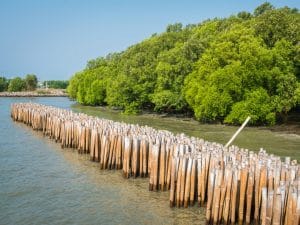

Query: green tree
[
  {"left": 44, "top": 80, "right": 69, "bottom": 89},
  {"left": 237, "top": 11, "right": 252, "bottom": 20},
  {"left": 25, "top": 74, "right": 38, "bottom": 91},
  {"left": 166, "top": 23, "right": 183, "bottom": 33},
  {"left": 86, "top": 57, "right": 107, "bottom": 70},
  {"left": 151, "top": 43, "right": 192, "bottom": 113},
  {"left": 0, "top": 77, "right": 9, "bottom": 92},
  {"left": 67, "top": 3, "right": 300, "bottom": 125},
  {"left": 184, "top": 24, "right": 299, "bottom": 124},
  {"left": 67, "top": 72, "right": 84, "bottom": 99},
  {"left": 254, "top": 7, "right": 300, "bottom": 47},
  {"left": 106, "top": 74, "right": 139, "bottom": 112},
  {"left": 86, "top": 80, "right": 106, "bottom": 105},
  {"left": 225, "top": 88, "right": 275, "bottom": 125},
  {"left": 270, "top": 40, "right": 300, "bottom": 118},
  {"left": 8, "top": 77, "right": 26, "bottom": 92},
  {"left": 253, "top": 2, "right": 274, "bottom": 16}
]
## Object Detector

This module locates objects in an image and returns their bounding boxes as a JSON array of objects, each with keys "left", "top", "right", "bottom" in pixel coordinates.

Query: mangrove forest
[{"left": 67, "top": 3, "right": 300, "bottom": 125}]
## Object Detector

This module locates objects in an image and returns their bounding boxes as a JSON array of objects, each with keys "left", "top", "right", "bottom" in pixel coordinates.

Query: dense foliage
[
  {"left": 0, "top": 74, "right": 38, "bottom": 92},
  {"left": 25, "top": 74, "right": 38, "bottom": 91},
  {"left": 8, "top": 77, "right": 26, "bottom": 92},
  {"left": 68, "top": 3, "right": 300, "bottom": 125},
  {"left": 43, "top": 80, "right": 69, "bottom": 89},
  {"left": 0, "top": 77, "right": 9, "bottom": 92}
]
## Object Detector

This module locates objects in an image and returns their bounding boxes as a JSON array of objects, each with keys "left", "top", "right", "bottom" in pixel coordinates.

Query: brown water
[{"left": 0, "top": 97, "right": 299, "bottom": 225}]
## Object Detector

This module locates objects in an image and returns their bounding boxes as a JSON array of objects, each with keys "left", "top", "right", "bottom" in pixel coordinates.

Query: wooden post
[{"left": 10, "top": 103, "right": 299, "bottom": 225}]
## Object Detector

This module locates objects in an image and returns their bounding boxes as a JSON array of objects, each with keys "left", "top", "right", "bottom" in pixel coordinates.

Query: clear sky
[{"left": 0, "top": 0, "right": 299, "bottom": 81}]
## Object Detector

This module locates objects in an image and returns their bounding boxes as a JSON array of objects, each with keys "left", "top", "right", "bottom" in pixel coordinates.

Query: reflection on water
[{"left": 0, "top": 97, "right": 299, "bottom": 225}]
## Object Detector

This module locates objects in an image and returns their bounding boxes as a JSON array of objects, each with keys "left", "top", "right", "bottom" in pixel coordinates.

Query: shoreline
[
  {"left": 0, "top": 95, "right": 68, "bottom": 98},
  {"left": 73, "top": 104, "right": 300, "bottom": 136},
  {"left": 0, "top": 90, "right": 68, "bottom": 97},
  {"left": 0, "top": 94, "right": 68, "bottom": 97},
  {"left": 11, "top": 102, "right": 300, "bottom": 224}
]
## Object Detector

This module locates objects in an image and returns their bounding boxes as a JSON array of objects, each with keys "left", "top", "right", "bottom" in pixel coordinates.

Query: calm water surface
[
  {"left": 0, "top": 97, "right": 299, "bottom": 225},
  {"left": 0, "top": 97, "right": 204, "bottom": 225}
]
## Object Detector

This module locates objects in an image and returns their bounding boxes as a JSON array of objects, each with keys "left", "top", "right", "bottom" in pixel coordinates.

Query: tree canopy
[
  {"left": 0, "top": 75, "right": 39, "bottom": 92},
  {"left": 8, "top": 77, "right": 26, "bottom": 92},
  {"left": 43, "top": 80, "right": 69, "bottom": 89},
  {"left": 0, "top": 77, "right": 9, "bottom": 92},
  {"left": 25, "top": 74, "right": 38, "bottom": 91},
  {"left": 67, "top": 3, "right": 300, "bottom": 125}
]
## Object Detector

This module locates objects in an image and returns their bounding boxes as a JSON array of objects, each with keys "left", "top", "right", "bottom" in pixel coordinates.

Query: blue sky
[{"left": 0, "top": 0, "right": 299, "bottom": 81}]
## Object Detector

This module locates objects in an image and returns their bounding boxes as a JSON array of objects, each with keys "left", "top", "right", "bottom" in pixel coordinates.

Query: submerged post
[{"left": 224, "top": 116, "right": 251, "bottom": 148}]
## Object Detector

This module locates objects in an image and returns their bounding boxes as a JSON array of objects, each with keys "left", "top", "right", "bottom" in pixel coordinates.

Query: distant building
[{"left": 37, "top": 81, "right": 43, "bottom": 88}]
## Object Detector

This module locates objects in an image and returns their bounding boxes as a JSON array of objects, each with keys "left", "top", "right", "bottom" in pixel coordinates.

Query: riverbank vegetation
[
  {"left": 67, "top": 3, "right": 300, "bottom": 125},
  {"left": 43, "top": 80, "right": 69, "bottom": 89},
  {"left": 0, "top": 76, "right": 68, "bottom": 93},
  {"left": 0, "top": 74, "right": 38, "bottom": 92}
]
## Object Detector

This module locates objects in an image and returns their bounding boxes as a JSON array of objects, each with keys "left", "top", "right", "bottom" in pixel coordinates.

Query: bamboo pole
[
  {"left": 224, "top": 116, "right": 251, "bottom": 148},
  {"left": 11, "top": 103, "right": 299, "bottom": 225}
]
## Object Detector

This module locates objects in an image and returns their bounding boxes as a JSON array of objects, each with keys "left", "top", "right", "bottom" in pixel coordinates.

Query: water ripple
[{"left": 0, "top": 97, "right": 205, "bottom": 225}]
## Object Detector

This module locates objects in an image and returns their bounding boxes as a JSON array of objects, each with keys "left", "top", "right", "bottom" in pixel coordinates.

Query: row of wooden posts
[{"left": 11, "top": 103, "right": 300, "bottom": 225}]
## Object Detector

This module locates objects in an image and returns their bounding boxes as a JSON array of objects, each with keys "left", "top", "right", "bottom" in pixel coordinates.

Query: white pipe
[{"left": 224, "top": 116, "right": 251, "bottom": 148}]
